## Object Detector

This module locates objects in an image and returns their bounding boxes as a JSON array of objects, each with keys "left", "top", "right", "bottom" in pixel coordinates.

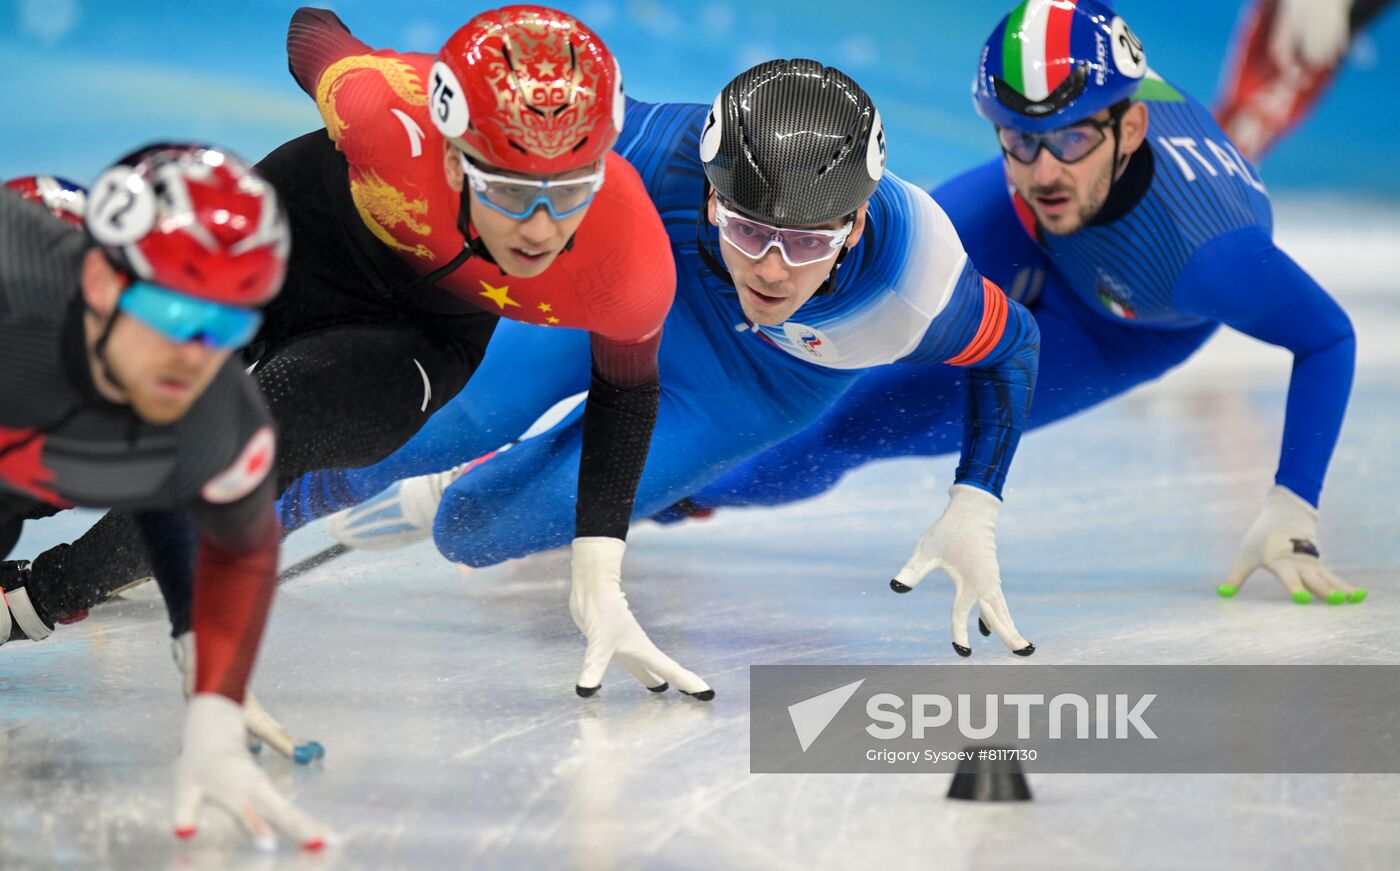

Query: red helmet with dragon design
[{"left": 429, "top": 5, "right": 625, "bottom": 174}]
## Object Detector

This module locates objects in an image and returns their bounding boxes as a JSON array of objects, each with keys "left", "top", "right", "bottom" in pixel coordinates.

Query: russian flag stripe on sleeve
[{"left": 946, "top": 278, "right": 1009, "bottom": 367}]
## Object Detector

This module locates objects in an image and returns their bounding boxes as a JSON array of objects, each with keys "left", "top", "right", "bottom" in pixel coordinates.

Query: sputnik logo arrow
[{"left": 788, "top": 679, "right": 865, "bottom": 752}]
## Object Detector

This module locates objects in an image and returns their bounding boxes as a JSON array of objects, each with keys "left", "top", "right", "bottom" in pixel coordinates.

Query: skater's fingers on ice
[
  {"left": 1310, "top": 565, "right": 1355, "bottom": 599},
  {"left": 613, "top": 651, "right": 668, "bottom": 692},
  {"left": 977, "top": 609, "right": 992, "bottom": 637},
  {"left": 623, "top": 641, "right": 711, "bottom": 698},
  {"left": 647, "top": 658, "right": 711, "bottom": 698},
  {"left": 251, "top": 777, "right": 333, "bottom": 850},
  {"left": 172, "top": 780, "right": 204, "bottom": 839},
  {"left": 1329, "top": 565, "right": 1369, "bottom": 603},
  {"left": 950, "top": 586, "right": 975, "bottom": 656},
  {"left": 576, "top": 638, "right": 615, "bottom": 695},
  {"left": 980, "top": 590, "right": 1013, "bottom": 631},
  {"left": 207, "top": 791, "right": 276, "bottom": 852},
  {"left": 1316, "top": 565, "right": 1364, "bottom": 602},
  {"left": 1265, "top": 562, "right": 1312, "bottom": 604},
  {"left": 1299, "top": 565, "right": 1351, "bottom": 604},
  {"left": 891, "top": 553, "right": 940, "bottom": 593},
  {"left": 979, "top": 592, "right": 1031, "bottom": 653},
  {"left": 1218, "top": 554, "right": 1260, "bottom": 598}
]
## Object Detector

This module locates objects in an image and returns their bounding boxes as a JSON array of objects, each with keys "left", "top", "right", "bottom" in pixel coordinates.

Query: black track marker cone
[{"left": 947, "top": 746, "right": 1032, "bottom": 801}]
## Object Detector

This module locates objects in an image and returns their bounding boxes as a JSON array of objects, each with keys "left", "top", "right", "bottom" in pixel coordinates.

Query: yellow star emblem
[
  {"left": 479, "top": 281, "right": 520, "bottom": 310},
  {"left": 537, "top": 302, "right": 552, "bottom": 313},
  {"left": 546, "top": 316, "right": 560, "bottom": 325}
]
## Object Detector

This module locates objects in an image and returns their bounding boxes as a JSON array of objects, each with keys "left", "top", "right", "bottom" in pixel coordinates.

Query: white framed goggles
[
  {"left": 459, "top": 152, "right": 605, "bottom": 220},
  {"left": 713, "top": 201, "right": 854, "bottom": 267}
]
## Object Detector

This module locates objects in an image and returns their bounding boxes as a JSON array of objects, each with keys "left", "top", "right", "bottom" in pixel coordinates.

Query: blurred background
[{"left": 1, "top": 0, "right": 1397, "bottom": 196}]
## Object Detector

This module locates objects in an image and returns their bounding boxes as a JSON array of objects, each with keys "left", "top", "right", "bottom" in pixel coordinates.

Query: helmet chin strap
[
  {"left": 815, "top": 234, "right": 855, "bottom": 297},
  {"left": 87, "top": 302, "right": 145, "bottom": 443},
  {"left": 412, "top": 183, "right": 580, "bottom": 290},
  {"left": 88, "top": 302, "right": 131, "bottom": 401},
  {"left": 1111, "top": 121, "right": 1127, "bottom": 179},
  {"left": 1086, "top": 102, "right": 1132, "bottom": 225},
  {"left": 694, "top": 185, "right": 735, "bottom": 289},
  {"left": 1107, "top": 98, "right": 1138, "bottom": 180}
]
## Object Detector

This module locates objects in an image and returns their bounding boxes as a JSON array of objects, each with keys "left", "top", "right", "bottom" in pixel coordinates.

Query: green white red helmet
[{"left": 974, "top": 0, "right": 1148, "bottom": 132}]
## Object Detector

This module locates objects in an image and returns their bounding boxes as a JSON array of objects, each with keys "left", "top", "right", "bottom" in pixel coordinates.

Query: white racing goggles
[
  {"left": 459, "top": 152, "right": 605, "bottom": 220},
  {"left": 714, "top": 201, "right": 853, "bottom": 267}
]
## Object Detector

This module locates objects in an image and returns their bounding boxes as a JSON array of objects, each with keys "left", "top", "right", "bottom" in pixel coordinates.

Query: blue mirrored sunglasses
[
  {"left": 118, "top": 282, "right": 262, "bottom": 350},
  {"left": 459, "top": 152, "right": 605, "bottom": 221}
]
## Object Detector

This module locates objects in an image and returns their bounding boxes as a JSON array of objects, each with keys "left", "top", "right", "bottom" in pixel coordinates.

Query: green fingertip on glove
[
  {"left": 1349, "top": 588, "right": 1368, "bottom": 604},
  {"left": 1291, "top": 590, "right": 1313, "bottom": 605},
  {"left": 1216, "top": 584, "right": 1239, "bottom": 598},
  {"left": 1326, "top": 591, "right": 1347, "bottom": 606}
]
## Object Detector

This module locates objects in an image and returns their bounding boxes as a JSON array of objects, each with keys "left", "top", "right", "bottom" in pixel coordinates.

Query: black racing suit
[{"left": 0, "top": 190, "right": 279, "bottom": 699}]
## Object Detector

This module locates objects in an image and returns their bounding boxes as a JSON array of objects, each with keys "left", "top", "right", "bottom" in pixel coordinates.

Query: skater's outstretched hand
[
  {"left": 569, "top": 537, "right": 713, "bottom": 700},
  {"left": 1218, "top": 485, "right": 1365, "bottom": 605},
  {"left": 174, "top": 694, "right": 334, "bottom": 851},
  {"left": 889, "top": 485, "right": 1034, "bottom": 658}
]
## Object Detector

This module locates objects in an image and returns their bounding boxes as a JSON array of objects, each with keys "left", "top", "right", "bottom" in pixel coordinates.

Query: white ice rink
[{"left": 2, "top": 203, "right": 1398, "bottom": 869}]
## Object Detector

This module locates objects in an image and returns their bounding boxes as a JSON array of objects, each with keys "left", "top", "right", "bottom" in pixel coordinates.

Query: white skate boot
[{"left": 325, "top": 447, "right": 506, "bottom": 552}]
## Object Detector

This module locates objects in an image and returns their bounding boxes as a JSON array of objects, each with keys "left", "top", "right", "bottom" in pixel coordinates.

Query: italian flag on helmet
[
  {"left": 1000, "top": 0, "right": 1084, "bottom": 104},
  {"left": 974, "top": 0, "right": 1149, "bottom": 132}
]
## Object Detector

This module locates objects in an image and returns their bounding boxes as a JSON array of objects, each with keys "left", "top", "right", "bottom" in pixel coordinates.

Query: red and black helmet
[
  {"left": 429, "top": 5, "right": 624, "bottom": 174},
  {"left": 87, "top": 144, "right": 291, "bottom": 307},
  {"left": 4, "top": 175, "right": 88, "bottom": 227}
]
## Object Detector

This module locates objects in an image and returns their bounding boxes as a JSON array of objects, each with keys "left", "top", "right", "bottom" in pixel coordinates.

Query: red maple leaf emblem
[
  {"left": 0, "top": 427, "right": 67, "bottom": 506},
  {"left": 246, "top": 444, "right": 270, "bottom": 476}
]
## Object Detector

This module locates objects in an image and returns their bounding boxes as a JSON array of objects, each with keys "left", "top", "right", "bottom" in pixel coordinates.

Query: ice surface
[{"left": 2, "top": 212, "right": 1399, "bottom": 869}]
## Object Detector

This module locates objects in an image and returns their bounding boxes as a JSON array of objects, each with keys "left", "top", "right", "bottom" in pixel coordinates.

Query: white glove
[
  {"left": 889, "top": 484, "right": 1034, "bottom": 657},
  {"left": 174, "top": 694, "right": 334, "bottom": 851},
  {"left": 172, "top": 633, "right": 325, "bottom": 765},
  {"left": 569, "top": 536, "right": 713, "bottom": 699},
  {"left": 1270, "top": 0, "right": 1354, "bottom": 70},
  {"left": 1218, "top": 485, "right": 1364, "bottom": 604}
]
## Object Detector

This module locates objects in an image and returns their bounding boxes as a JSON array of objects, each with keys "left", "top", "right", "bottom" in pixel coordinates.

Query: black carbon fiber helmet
[{"left": 701, "top": 59, "right": 886, "bottom": 226}]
